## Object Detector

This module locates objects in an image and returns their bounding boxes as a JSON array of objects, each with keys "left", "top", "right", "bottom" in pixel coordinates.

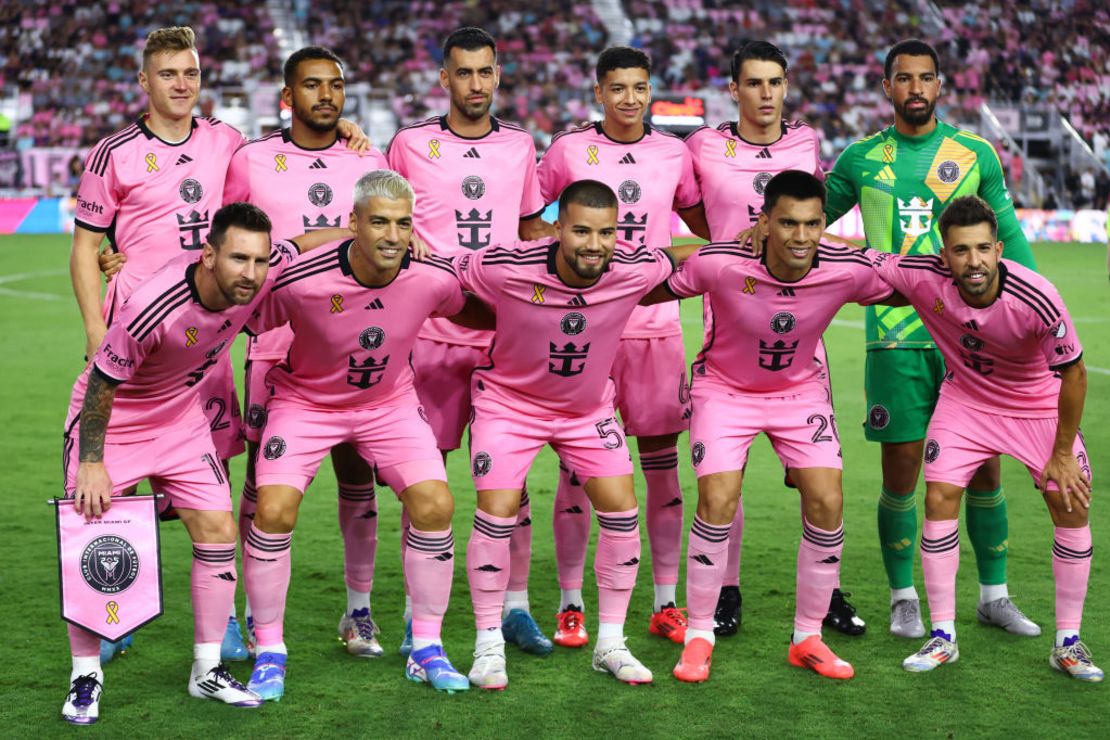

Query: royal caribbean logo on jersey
[
  {"left": 561, "top": 312, "right": 587, "bottom": 335},
  {"left": 752, "top": 172, "right": 773, "bottom": 196},
  {"left": 461, "top": 176, "right": 485, "bottom": 200},
  {"left": 618, "top": 180, "right": 641, "bottom": 205},
  {"left": 770, "top": 311, "right": 796, "bottom": 334},
  {"left": 81, "top": 536, "right": 140, "bottom": 595},
  {"left": 179, "top": 178, "right": 203, "bottom": 204},
  {"left": 359, "top": 326, "right": 385, "bottom": 350},
  {"left": 308, "top": 182, "right": 334, "bottom": 207},
  {"left": 897, "top": 196, "right": 934, "bottom": 237},
  {"left": 263, "top": 436, "right": 286, "bottom": 460},
  {"left": 936, "top": 160, "right": 961, "bottom": 184},
  {"left": 472, "top": 451, "right": 492, "bottom": 477}
]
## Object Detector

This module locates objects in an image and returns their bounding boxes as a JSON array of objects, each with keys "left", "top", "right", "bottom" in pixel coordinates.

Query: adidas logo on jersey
[
  {"left": 365, "top": 298, "right": 385, "bottom": 310},
  {"left": 176, "top": 154, "right": 193, "bottom": 166},
  {"left": 309, "top": 158, "right": 327, "bottom": 169},
  {"left": 619, "top": 153, "right": 636, "bottom": 164},
  {"left": 463, "top": 147, "right": 480, "bottom": 159},
  {"left": 777, "top": 287, "right": 797, "bottom": 297},
  {"left": 963, "top": 319, "right": 979, "bottom": 331},
  {"left": 566, "top": 294, "right": 588, "bottom": 306},
  {"left": 217, "top": 319, "right": 233, "bottom": 333},
  {"left": 755, "top": 147, "right": 772, "bottom": 159},
  {"left": 875, "top": 165, "right": 896, "bottom": 182}
]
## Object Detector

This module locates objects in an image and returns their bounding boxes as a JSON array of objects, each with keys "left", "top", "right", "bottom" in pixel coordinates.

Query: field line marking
[
  {"left": 1088, "top": 366, "right": 1110, "bottom": 376},
  {"left": 0, "top": 269, "right": 68, "bottom": 301}
]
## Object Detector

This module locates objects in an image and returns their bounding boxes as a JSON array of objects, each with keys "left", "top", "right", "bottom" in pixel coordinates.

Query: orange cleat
[
  {"left": 649, "top": 604, "right": 688, "bottom": 644},
  {"left": 787, "top": 635, "right": 854, "bottom": 680},
  {"left": 553, "top": 607, "right": 588, "bottom": 648},
  {"left": 673, "top": 637, "right": 713, "bottom": 683}
]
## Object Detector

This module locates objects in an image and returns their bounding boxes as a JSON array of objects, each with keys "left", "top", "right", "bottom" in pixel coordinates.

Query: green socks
[
  {"left": 965, "top": 487, "right": 1008, "bottom": 586},
  {"left": 877, "top": 486, "right": 917, "bottom": 590}
]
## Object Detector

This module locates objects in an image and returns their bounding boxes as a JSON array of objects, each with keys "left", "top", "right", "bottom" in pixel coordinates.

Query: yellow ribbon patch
[
  {"left": 185, "top": 327, "right": 198, "bottom": 347},
  {"left": 742, "top": 276, "right": 757, "bottom": 295},
  {"left": 428, "top": 139, "right": 441, "bottom": 159},
  {"left": 105, "top": 601, "right": 120, "bottom": 625},
  {"left": 330, "top": 294, "right": 344, "bottom": 313},
  {"left": 586, "top": 145, "right": 599, "bottom": 165},
  {"left": 531, "top": 284, "right": 546, "bottom": 304},
  {"left": 274, "top": 154, "right": 287, "bottom": 172},
  {"left": 145, "top": 153, "right": 159, "bottom": 172},
  {"left": 933, "top": 298, "right": 945, "bottom": 315},
  {"left": 882, "top": 143, "right": 895, "bottom": 163},
  {"left": 725, "top": 140, "right": 737, "bottom": 158}
]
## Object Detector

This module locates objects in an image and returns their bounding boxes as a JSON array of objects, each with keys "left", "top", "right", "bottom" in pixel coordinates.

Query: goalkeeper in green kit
[{"left": 824, "top": 39, "right": 1039, "bottom": 639}]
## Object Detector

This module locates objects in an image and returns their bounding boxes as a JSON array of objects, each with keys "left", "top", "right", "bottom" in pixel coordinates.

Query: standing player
[
  {"left": 60, "top": 204, "right": 304, "bottom": 723},
  {"left": 222, "top": 46, "right": 390, "bottom": 659},
  {"left": 243, "top": 171, "right": 477, "bottom": 700},
  {"left": 859, "top": 196, "right": 1099, "bottom": 682},
  {"left": 662, "top": 171, "right": 897, "bottom": 683},
  {"left": 387, "top": 26, "right": 553, "bottom": 655},
  {"left": 685, "top": 41, "right": 864, "bottom": 638},
  {"left": 824, "top": 39, "right": 1039, "bottom": 638},
  {"left": 537, "top": 46, "right": 705, "bottom": 647}
]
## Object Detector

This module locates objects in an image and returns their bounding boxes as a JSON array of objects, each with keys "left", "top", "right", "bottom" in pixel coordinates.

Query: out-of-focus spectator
[{"left": 66, "top": 154, "right": 83, "bottom": 196}]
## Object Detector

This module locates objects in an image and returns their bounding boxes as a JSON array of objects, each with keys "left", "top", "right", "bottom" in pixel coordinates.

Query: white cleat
[
  {"left": 338, "top": 608, "right": 384, "bottom": 658},
  {"left": 1050, "top": 640, "right": 1105, "bottom": 683},
  {"left": 468, "top": 643, "right": 508, "bottom": 691},
  {"left": 890, "top": 599, "right": 926, "bottom": 638},
  {"left": 902, "top": 634, "right": 959, "bottom": 673},
  {"left": 592, "top": 640, "right": 653, "bottom": 684},
  {"left": 61, "top": 673, "right": 102, "bottom": 725},
  {"left": 977, "top": 598, "right": 1041, "bottom": 637},
  {"left": 188, "top": 664, "right": 263, "bottom": 707}
]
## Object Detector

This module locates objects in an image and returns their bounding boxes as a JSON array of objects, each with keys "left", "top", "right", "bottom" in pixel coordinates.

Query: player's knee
[
  {"left": 801, "top": 489, "right": 842, "bottom": 528},
  {"left": 923, "top": 485, "right": 961, "bottom": 518},
  {"left": 1042, "top": 491, "right": 1090, "bottom": 527},
  {"left": 637, "top": 433, "right": 679, "bottom": 453},
  {"left": 697, "top": 477, "right": 739, "bottom": 525},
  {"left": 188, "top": 512, "right": 237, "bottom": 544},
  {"left": 881, "top": 443, "right": 923, "bottom": 492},
  {"left": 254, "top": 497, "right": 297, "bottom": 533},
  {"left": 404, "top": 481, "right": 454, "bottom": 530},
  {"left": 968, "top": 457, "right": 1001, "bottom": 490}
]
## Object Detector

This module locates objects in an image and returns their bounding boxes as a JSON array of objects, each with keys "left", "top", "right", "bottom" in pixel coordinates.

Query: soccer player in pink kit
[
  {"left": 60, "top": 203, "right": 306, "bottom": 723},
  {"left": 663, "top": 171, "right": 899, "bottom": 683},
  {"left": 242, "top": 171, "right": 482, "bottom": 699},
  {"left": 222, "top": 46, "right": 390, "bottom": 659},
  {"left": 388, "top": 26, "right": 554, "bottom": 655},
  {"left": 537, "top": 46, "right": 707, "bottom": 647},
  {"left": 684, "top": 41, "right": 865, "bottom": 639},
  {"left": 862, "top": 196, "right": 1101, "bottom": 682},
  {"left": 460, "top": 180, "right": 703, "bottom": 689}
]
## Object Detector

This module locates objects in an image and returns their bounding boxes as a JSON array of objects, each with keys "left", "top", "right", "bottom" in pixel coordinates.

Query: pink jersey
[
  {"left": 667, "top": 242, "right": 892, "bottom": 394},
  {"left": 248, "top": 239, "right": 465, "bottom": 409},
  {"left": 64, "top": 240, "right": 299, "bottom": 443},
  {"left": 456, "top": 238, "right": 674, "bottom": 415},
  {"left": 866, "top": 253, "right": 1082, "bottom": 417},
  {"left": 223, "top": 128, "right": 388, "bottom": 361},
  {"left": 75, "top": 116, "right": 245, "bottom": 305},
  {"left": 537, "top": 123, "right": 701, "bottom": 339},
  {"left": 387, "top": 116, "right": 545, "bottom": 347},
  {"left": 685, "top": 120, "right": 822, "bottom": 241}
]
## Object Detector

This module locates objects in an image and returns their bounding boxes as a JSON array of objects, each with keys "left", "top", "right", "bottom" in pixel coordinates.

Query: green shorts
[{"left": 863, "top": 348, "right": 947, "bottom": 443}]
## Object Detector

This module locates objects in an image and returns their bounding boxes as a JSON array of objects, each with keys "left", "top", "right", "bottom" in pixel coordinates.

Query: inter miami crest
[
  {"left": 472, "top": 451, "right": 492, "bottom": 477},
  {"left": 868, "top": 404, "right": 890, "bottom": 430},
  {"left": 561, "top": 312, "right": 587, "bottom": 336},
  {"left": 960, "top": 333, "right": 984, "bottom": 351},
  {"left": 691, "top": 441, "right": 706, "bottom": 466},
  {"left": 263, "top": 436, "right": 286, "bottom": 460},
  {"left": 308, "top": 182, "right": 334, "bottom": 207},
  {"left": 618, "top": 179, "right": 641, "bottom": 205},
  {"left": 359, "top": 326, "right": 385, "bottom": 350},
  {"left": 770, "top": 311, "right": 796, "bottom": 334},
  {"left": 936, "top": 160, "right": 961, "bottom": 184},
  {"left": 179, "top": 178, "right": 203, "bottom": 204},
  {"left": 924, "top": 439, "right": 941, "bottom": 463},
  {"left": 81, "top": 536, "right": 140, "bottom": 594},
  {"left": 752, "top": 172, "right": 773, "bottom": 196},
  {"left": 246, "top": 404, "right": 267, "bottom": 430},
  {"left": 461, "top": 175, "right": 485, "bottom": 200}
]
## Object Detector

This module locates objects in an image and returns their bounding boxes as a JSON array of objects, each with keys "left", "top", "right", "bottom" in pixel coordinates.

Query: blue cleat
[
  {"left": 99, "top": 634, "right": 134, "bottom": 664},
  {"left": 221, "top": 617, "right": 249, "bottom": 662},
  {"left": 247, "top": 651, "right": 287, "bottom": 702},
  {"left": 406, "top": 644, "right": 470, "bottom": 694},
  {"left": 398, "top": 620, "right": 413, "bottom": 657},
  {"left": 502, "top": 609, "right": 553, "bottom": 656}
]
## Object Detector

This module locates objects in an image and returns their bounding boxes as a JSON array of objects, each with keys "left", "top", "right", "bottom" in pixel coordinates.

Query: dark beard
[{"left": 897, "top": 98, "right": 936, "bottom": 127}]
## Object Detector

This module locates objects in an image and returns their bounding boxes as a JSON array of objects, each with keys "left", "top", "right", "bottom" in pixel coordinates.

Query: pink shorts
[
  {"left": 924, "top": 395, "right": 1093, "bottom": 490},
  {"left": 243, "top": 358, "right": 278, "bottom": 445},
  {"left": 63, "top": 420, "right": 231, "bottom": 511},
  {"left": 254, "top": 392, "right": 446, "bottom": 493},
  {"left": 612, "top": 335, "right": 690, "bottom": 437},
  {"left": 469, "top": 396, "right": 633, "bottom": 490},
  {"left": 689, "top": 381, "right": 843, "bottom": 477},
  {"left": 411, "top": 338, "right": 489, "bottom": 451},
  {"left": 197, "top": 353, "right": 244, "bottom": 459}
]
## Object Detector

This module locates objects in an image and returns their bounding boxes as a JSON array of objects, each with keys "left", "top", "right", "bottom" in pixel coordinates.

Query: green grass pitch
[{"left": 0, "top": 235, "right": 1106, "bottom": 736}]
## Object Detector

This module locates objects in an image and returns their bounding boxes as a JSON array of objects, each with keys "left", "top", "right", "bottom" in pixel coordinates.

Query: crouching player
[
  {"left": 658, "top": 171, "right": 901, "bottom": 682},
  {"left": 243, "top": 171, "right": 482, "bottom": 699},
  {"left": 864, "top": 196, "right": 1100, "bottom": 681}
]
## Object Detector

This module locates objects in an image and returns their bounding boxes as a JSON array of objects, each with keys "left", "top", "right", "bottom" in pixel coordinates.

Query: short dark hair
[
  {"left": 283, "top": 46, "right": 344, "bottom": 87},
  {"left": 938, "top": 195, "right": 998, "bottom": 241},
  {"left": 558, "top": 180, "right": 618, "bottom": 218},
  {"left": 761, "top": 170, "right": 827, "bottom": 214},
  {"left": 596, "top": 46, "right": 651, "bottom": 82},
  {"left": 209, "top": 203, "right": 272, "bottom": 249},
  {"left": 442, "top": 27, "right": 497, "bottom": 63},
  {"left": 884, "top": 39, "right": 940, "bottom": 80},
  {"left": 731, "top": 40, "right": 788, "bottom": 82}
]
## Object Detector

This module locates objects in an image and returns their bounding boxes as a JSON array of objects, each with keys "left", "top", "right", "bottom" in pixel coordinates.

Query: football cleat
[
  {"left": 713, "top": 586, "right": 742, "bottom": 636},
  {"left": 788, "top": 635, "right": 854, "bottom": 679},
  {"left": 824, "top": 589, "right": 866, "bottom": 636},
  {"left": 592, "top": 640, "right": 653, "bottom": 684},
  {"left": 977, "top": 597, "right": 1041, "bottom": 637},
  {"left": 902, "top": 632, "right": 959, "bottom": 672},
  {"left": 890, "top": 599, "right": 926, "bottom": 638},
  {"left": 502, "top": 609, "right": 553, "bottom": 656},
  {"left": 1050, "top": 639, "right": 1104, "bottom": 683},
  {"left": 554, "top": 606, "right": 589, "bottom": 648},
  {"left": 468, "top": 643, "right": 508, "bottom": 690},
  {"left": 673, "top": 637, "right": 713, "bottom": 683},
  {"left": 398, "top": 619, "right": 413, "bottom": 657},
  {"left": 649, "top": 603, "right": 688, "bottom": 644},
  {"left": 221, "top": 617, "right": 249, "bottom": 662},
  {"left": 99, "top": 634, "right": 134, "bottom": 664},
  {"left": 188, "top": 663, "right": 263, "bottom": 707},
  {"left": 247, "top": 652, "right": 287, "bottom": 702},
  {"left": 406, "top": 644, "right": 470, "bottom": 693},
  {"left": 338, "top": 608, "right": 384, "bottom": 657},
  {"left": 61, "top": 673, "right": 102, "bottom": 725}
]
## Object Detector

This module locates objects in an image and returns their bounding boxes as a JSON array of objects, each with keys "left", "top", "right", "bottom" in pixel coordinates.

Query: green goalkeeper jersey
[{"left": 825, "top": 119, "right": 1036, "bottom": 350}]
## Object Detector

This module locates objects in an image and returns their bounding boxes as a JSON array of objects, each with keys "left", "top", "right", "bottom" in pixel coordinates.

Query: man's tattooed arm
[{"left": 79, "top": 370, "right": 118, "bottom": 462}]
